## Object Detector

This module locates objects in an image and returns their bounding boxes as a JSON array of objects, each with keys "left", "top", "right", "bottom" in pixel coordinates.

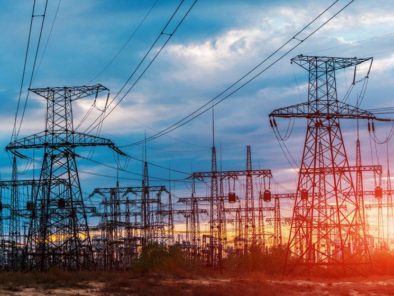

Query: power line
[
  {"left": 12, "top": 0, "right": 49, "bottom": 140},
  {"left": 81, "top": 0, "right": 198, "bottom": 134},
  {"left": 34, "top": 0, "right": 62, "bottom": 79},
  {"left": 11, "top": 0, "right": 37, "bottom": 141},
  {"left": 78, "top": 153, "right": 191, "bottom": 182},
  {"left": 89, "top": 0, "right": 160, "bottom": 83},
  {"left": 79, "top": 169, "right": 145, "bottom": 182},
  {"left": 13, "top": 150, "right": 192, "bottom": 184},
  {"left": 119, "top": 0, "right": 354, "bottom": 148}
]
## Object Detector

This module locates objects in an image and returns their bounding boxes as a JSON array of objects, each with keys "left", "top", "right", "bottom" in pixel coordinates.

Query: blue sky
[{"left": 1, "top": 0, "right": 394, "bottom": 206}]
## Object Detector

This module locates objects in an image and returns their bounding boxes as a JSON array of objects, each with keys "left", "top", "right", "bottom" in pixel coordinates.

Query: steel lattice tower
[
  {"left": 270, "top": 55, "right": 382, "bottom": 274},
  {"left": 9, "top": 156, "right": 20, "bottom": 270},
  {"left": 7, "top": 85, "right": 125, "bottom": 271},
  {"left": 209, "top": 145, "right": 223, "bottom": 267},
  {"left": 244, "top": 145, "right": 256, "bottom": 250}
]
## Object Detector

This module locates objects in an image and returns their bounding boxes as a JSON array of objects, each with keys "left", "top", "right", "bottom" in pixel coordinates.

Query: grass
[
  {"left": 1, "top": 244, "right": 394, "bottom": 295},
  {"left": 1, "top": 269, "right": 394, "bottom": 295}
]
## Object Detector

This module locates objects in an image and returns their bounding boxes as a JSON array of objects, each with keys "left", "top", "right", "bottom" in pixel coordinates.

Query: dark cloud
[{"left": 0, "top": 0, "right": 393, "bottom": 198}]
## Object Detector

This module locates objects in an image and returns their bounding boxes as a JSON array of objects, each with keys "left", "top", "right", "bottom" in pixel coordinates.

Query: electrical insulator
[
  {"left": 375, "top": 186, "right": 383, "bottom": 199},
  {"left": 27, "top": 202, "right": 34, "bottom": 211},
  {"left": 228, "top": 192, "right": 237, "bottom": 203},
  {"left": 260, "top": 189, "right": 272, "bottom": 202},
  {"left": 58, "top": 198, "right": 66, "bottom": 209},
  {"left": 301, "top": 189, "right": 308, "bottom": 201}
]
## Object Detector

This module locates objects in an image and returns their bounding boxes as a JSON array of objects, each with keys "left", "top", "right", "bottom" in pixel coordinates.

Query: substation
[{"left": 1, "top": 0, "right": 393, "bottom": 276}]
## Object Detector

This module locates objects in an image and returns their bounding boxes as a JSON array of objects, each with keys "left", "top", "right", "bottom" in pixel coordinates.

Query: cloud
[
  {"left": 370, "top": 54, "right": 394, "bottom": 73},
  {"left": 1, "top": 0, "right": 394, "bottom": 200}
]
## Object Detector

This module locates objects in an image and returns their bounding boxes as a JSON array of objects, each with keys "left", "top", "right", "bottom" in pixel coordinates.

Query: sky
[{"left": 1, "top": 0, "right": 394, "bottom": 211}]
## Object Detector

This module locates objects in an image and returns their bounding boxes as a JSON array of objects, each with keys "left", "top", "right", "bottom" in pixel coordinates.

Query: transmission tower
[
  {"left": 209, "top": 145, "right": 222, "bottom": 267},
  {"left": 244, "top": 145, "right": 256, "bottom": 250},
  {"left": 386, "top": 156, "right": 394, "bottom": 245},
  {"left": 9, "top": 156, "right": 20, "bottom": 270},
  {"left": 7, "top": 84, "right": 125, "bottom": 271},
  {"left": 270, "top": 55, "right": 387, "bottom": 274},
  {"left": 192, "top": 164, "right": 272, "bottom": 264}
]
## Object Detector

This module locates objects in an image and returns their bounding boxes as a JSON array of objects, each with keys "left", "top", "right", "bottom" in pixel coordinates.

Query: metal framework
[
  {"left": 270, "top": 55, "right": 382, "bottom": 274},
  {"left": 6, "top": 85, "right": 124, "bottom": 271},
  {"left": 190, "top": 146, "right": 272, "bottom": 266}
]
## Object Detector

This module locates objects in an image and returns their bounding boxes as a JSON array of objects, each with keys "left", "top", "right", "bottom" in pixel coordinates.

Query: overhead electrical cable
[
  {"left": 11, "top": 0, "right": 37, "bottom": 141},
  {"left": 79, "top": 0, "right": 198, "bottom": 134},
  {"left": 78, "top": 154, "right": 191, "bottom": 182},
  {"left": 89, "top": 0, "right": 161, "bottom": 82},
  {"left": 34, "top": 0, "right": 62, "bottom": 79},
  {"left": 118, "top": 0, "right": 354, "bottom": 147},
  {"left": 12, "top": 0, "right": 49, "bottom": 140}
]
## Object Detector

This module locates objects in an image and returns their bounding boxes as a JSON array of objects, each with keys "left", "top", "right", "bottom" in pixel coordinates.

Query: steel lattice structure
[
  {"left": 191, "top": 146, "right": 272, "bottom": 267},
  {"left": 89, "top": 179, "right": 172, "bottom": 271},
  {"left": 6, "top": 85, "right": 125, "bottom": 271},
  {"left": 270, "top": 55, "right": 385, "bottom": 274}
]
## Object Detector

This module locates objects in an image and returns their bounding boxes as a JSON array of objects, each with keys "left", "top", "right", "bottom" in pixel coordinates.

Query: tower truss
[
  {"left": 7, "top": 84, "right": 124, "bottom": 271},
  {"left": 270, "top": 55, "right": 388, "bottom": 274}
]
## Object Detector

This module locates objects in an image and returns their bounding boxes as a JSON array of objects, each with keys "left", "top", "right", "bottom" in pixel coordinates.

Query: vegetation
[
  {"left": 224, "top": 245, "right": 287, "bottom": 275},
  {"left": 130, "top": 243, "right": 203, "bottom": 276},
  {"left": 2, "top": 245, "right": 394, "bottom": 294}
]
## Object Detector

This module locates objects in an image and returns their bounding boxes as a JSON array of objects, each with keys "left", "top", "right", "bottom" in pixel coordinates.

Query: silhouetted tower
[
  {"left": 190, "top": 179, "right": 200, "bottom": 253},
  {"left": 9, "top": 156, "right": 20, "bottom": 270},
  {"left": 0, "top": 189, "right": 4, "bottom": 269},
  {"left": 258, "top": 195, "right": 266, "bottom": 247},
  {"left": 209, "top": 145, "right": 222, "bottom": 267},
  {"left": 273, "top": 196, "right": 282, "bottom": 247},
  {"left": 386, "top": 146, "right": 393, "bottom": 244},
  {"left": 142, "top": 160, "right": 151, "bottom": 244},
  {"left": 355, "top": 137, "right": 368, "bottom": 253},
  {"left": 235, "top": 206, "right": 243, "bottom": 250},
  {"left": 244, "top": 145, "right": 256, "bottom": 250},
  {"left": 270, "top": 55, "right": 380, "bottom": 273},
  {"left": 376, "top": 178, "right": 384, "bottom": 246},
  {"left": 7, "top": 85, "right": 125, "bottom": 271},
  {"left": 167, "top": 190, "right": 174, "bottom": 245}
]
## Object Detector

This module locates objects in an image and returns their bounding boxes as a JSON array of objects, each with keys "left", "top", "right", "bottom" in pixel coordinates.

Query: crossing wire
[
  {"left": 118, "top": 0, "right": 354, "bottom": 148},
  {"left": 12, "top": 0, "right": 49, "bottom": 140},
  {"left": 80, "top": 0, "right": 198, "bottom": 134},
  {"left": 89, "top": 0, "right": 161, "bottom": 83}
]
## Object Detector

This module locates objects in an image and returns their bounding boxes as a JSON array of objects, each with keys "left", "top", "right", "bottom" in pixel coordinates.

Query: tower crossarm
[
  {"left": 6, "top": 131, "right": 125, "bottom": 156},
  {"left": 271, "top": 193, "right": 297, "bottom": 199},
  {"left": 90, "top": 186, "right": 167, "bottom": 197},
  {"left": 29, "top": 84, "right": 109, "bottom": 101},
  {"left": 365, "top": 203, "right": 390, "bottom": 209},
  {"left": 269, "top": 100, "right": 390, "bottom": 121},
  {"left": 223, "top": 206, "right": 275, "bottom": 213},
  {"left": 362, "top": 189, "right": 394, "bottom": 197},
  {"left": 157, "top": 209, "right": 208, "bottom": 216},
  {"left": 294, "top": 204, "right": 347, "bottom": 211},
  {"left": 125, "top": 186, "right": 168, "bottom": 194},
  {"left": 0, "top": 178, "right": 67, "bottom": 188},
  {"left": 98, "top": 198, "right": 160, "bottom": 205},
  {"left": 177, "top": 196, "right": 211, "bottom": 203},
  {"left": 299, "top": 164, "right": 382, "bottom": 175},
  {"left": 191, "top": 169, "right": 272, "bottom": 180},
  {"left": 291, "top": 55, "right": 372, "bottom": 72}
]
